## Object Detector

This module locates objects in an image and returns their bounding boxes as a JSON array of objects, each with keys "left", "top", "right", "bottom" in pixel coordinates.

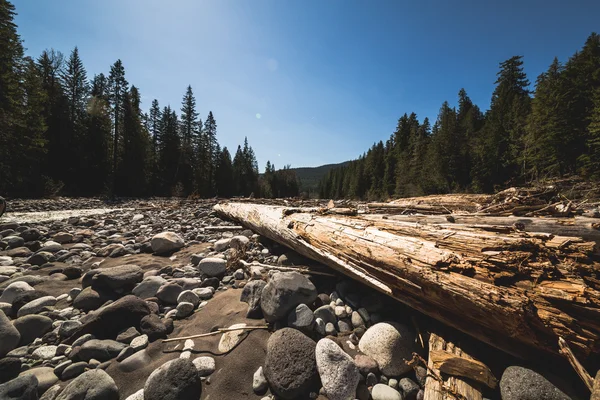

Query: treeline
[
  {"left": 0, "top": 0, "right": 299, "bottom": 199},
  {"left": 320, "top": 33, "right": 600, "bottom": 200}
]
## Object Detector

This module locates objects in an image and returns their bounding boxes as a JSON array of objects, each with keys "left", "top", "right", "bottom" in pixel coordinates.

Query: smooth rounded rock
[
  {"left": 198, "top": 257, "right": 227, "bottom": 277},
  {"left": 288, "top": 303, "right": 315, "bottom": 332},
  {"left": 264, "top": 327, "right": 319, "bottom": 399},
  {"left": 69, "top": 295, "right": 151, "bottom": 342},
  {"left": 55, "top": 369, "right": 119, "bottom": 400},
  {"left": 132, "top": 276, "right": 167, "bottom": 299},
  {"left": 253, "top": 366, "right": 268, "bottom": 394},
  {"left": 372, "top": 383, "right": 402, "bottom": 400},
  {"left": 144, "top": 358, "right": 201, "bottom": 400},
  {"left": 316, "top": 338, "right": 360, "bottom": 400},
  {"left": 0, "top": 281, "right": 34, "bottom": 304},
  {"left": 0, "top": 375, "right": 39, "bottom": 400},
  {"left": 0, "top": 357, "right": 21, "bottom": 384},
  {"left": 156, "top": 282, "right": 183, "bottom": 304},
  {"left": 218, "top": 323, "right": 247, "bottom": 352},
  {"left": 214, "top": 238, "right": 231, "bottom": 252},
  {"left": 260, "top": 271, "right": 317, "bottom": 322},
  {"left": 91, "top": 265, "right": 143, "bottom": 292},
  {"left": 500, "top": 366, "right": 571, "bottom": 400},
  {"left": 240, "top": 280, "right": 266, "bottom": 319},
  {"left": 192, "top": 356, "right": 215, "bottom": 376},
  {"left": 151, "top": 232, "right": 185, "bottom": 254},
  {"left": 139, "top": 314, "right": 168, "bottom": 341},
  {"left": 76, "top": 339, "right": 126, "bottom": 362},
  {"left": 0, "top": 310, "right": 20, "bottom": 357},
  {"left": 13, "top": 314, "right": 52, "bottom": 345},
  {"left": 358, "top": 322, "right": 415, "bottom": 376},
  {"left": 17, "top": 296, "right": 57, "bottom": 317},
  {"left": 19, "top": 367, "right": 58, "bottom": 395},
  {"left": 177, "top": 290, "right": 199, "bottom": 307}
]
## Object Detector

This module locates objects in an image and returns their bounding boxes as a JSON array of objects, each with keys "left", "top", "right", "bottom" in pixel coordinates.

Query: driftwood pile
[{"left": 214, "top": 184, "right": 600, "bottom": 398}]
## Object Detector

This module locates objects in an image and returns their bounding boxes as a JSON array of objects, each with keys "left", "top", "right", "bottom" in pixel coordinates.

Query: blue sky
[{"left": 13, "top": 0, "right": 600, "bottom": 170}]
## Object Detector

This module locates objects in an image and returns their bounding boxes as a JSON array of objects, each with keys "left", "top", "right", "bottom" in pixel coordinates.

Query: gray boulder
[
  {"left": 144, "top": 358, "right": 201, "bottom": 400},
  {"left": 19, "top": 367, "right": 58, "bottom": 395},
  {"left": 500, "top": 366, "right": 572, "bottom": 400},
  {"left": 0, "top": 281, "right": 34, "bottom": 304},
  {"left": 156, "top": 282, "right": 183, "bottom": 304},
  {"left": 74, "top": 339, "right": 127, "bottom": 362},
  {"left": 151, "top": 232, "right": 184, "bottom": 254},
  {"left": 67, "top": 295, "right": 151, "bottom": 343},
  {"left": 12, "top": 314, "right": 52, "bottom": 345},
  {"left": 358, "top": 322, "right": 415, "bottom": 376},
  {"left": 132, "top": 276, "right": 167, "bottom": 299},
  {"left": 198, "top": 257, "right": 227, "bottom": 277},
  {"left": 314, "top": 305, "right": 337, "bottom": 325},
  {"left": 0, "top": 375, "right": 39, "bottom": 400},
  {"left": 260, "top": 272, "right": 317, "bottom": 322},
  {"left": 72, "top": 287, "right": 106, "bottom": 312},
  {"left": 17, "top": 296, "right": 57, "bottom": 317},
  {"left": 91, "top": 265, "right": 143, "bottom": 292},
  {"left": 55, "top": 369, "right": 118, "bottom": 400},
  {"left": 0, "top": 310, "right": 20, "bottom": 357},
  {"left": 315, "top": 338, "right": 360, "bottom": 400},
  {"left": 288, "top": 303, "right": 315, "bottom": 332},
  {"left": 264, "top": 327, "right": 319, "bottom": 399},
  {"left": 240, "top": 280, "right": 266, "bottom": 318}
]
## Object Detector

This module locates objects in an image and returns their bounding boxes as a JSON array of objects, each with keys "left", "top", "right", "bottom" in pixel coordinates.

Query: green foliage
[
  {"left": 260, "top": 162, "right": 300, "bottom": 198},
  {"left": 320, "top": 34, "right": 600, "bottom": 200}
]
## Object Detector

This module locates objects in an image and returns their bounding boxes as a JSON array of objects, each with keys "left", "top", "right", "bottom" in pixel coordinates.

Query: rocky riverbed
[{"left": 0, "top": 199, "right": 587, "bottom": 399}]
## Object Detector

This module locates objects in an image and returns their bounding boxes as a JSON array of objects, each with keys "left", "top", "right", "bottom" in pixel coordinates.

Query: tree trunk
[{"left": 213, "top": 202, "right": 600, "bottom": 358}]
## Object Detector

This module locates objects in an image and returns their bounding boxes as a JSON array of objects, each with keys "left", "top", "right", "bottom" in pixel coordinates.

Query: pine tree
[
  {"left": 14, "top": 57, "right": 47, "bottom": 195},
  {"left": 565, "top": 33, "right": 600, "bottom": 175},
  {"left": 179, "top": 86, "right": 199, "bottom": 195},
  {"left": 157, "top": 106, "right": 181, "bottom": 195},
  {"left": 203, "top": 111, "right": 218, "bottom": 195},
  {"left": 84, "top": 92, "right": 112, "bottom": 195},
  {"left": 0, "top": 0, "right": 25, "bottom": 194},
  {"left": 525, "top": 58, "right": 569, "bottom": 179},
  {"left": 148, "top": 99, "right": 161, "bottom": 192},
  {"left": 474, "top": 56, "right": 531, "bottom": 191},
  {"left": 62, "top": 47, "right": 88, "bottom": 124},
  {"left": 579, "top": 87, "right": 600, "bottom": 178},
  {"left": 107, "top": 59, "right": 128, "bottom": 194},
  {"left": 215, "top": 147, "right": 234, "bottom": 197},
  {"left": 119, "top": 86, "right": 150, "bottom": 195}
]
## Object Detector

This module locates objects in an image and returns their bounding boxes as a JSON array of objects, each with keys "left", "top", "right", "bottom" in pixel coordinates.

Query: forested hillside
[
  {"left": 319, "top": 34, "right": 600, "bottom": 200},
  {"left": 289, "top": 161, "right": 350, "bottom": 197},
  {"left": 0, "top": 0, "right": 297, "bottom": 199}
]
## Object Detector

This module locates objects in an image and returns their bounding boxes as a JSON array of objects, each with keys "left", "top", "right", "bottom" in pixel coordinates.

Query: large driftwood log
[
  {"left": 424, "top": 333, "right": 485, "bottom": 400},
  {"left": 214, "top": 202, "right": 600, "bottom": 357}
]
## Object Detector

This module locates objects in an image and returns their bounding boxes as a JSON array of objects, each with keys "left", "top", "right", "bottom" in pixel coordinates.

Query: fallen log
[
  {"left": 424, "top": 333, "right": 485, "bottom": 400},
  {"left": 214, "top": 202, "right": 600, "bottom": 358},
  {"left": 368, "top": 214, "right": 600, "bottom": 246}
]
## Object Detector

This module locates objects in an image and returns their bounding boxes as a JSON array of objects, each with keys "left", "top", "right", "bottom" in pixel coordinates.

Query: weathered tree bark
[
  {"left": 591, "top": 370, "right": 600, "bottom": 400},
  {"left": 214, "top": 202, "right": 600, "bottom": 358},
  {"left": 424, "top": 333, "right": 484, "bottom": 400}
]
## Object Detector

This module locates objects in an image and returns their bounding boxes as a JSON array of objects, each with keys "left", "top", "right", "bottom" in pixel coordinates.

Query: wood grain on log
[
  {"left": 424, "top": 333, "right": 483, "bottom": 400},
  {"left": 214, "top": 202, "right": 600, "bottom": 357},
  {"left": 591, "top": 370, "right": 600, "bottom": 400}
]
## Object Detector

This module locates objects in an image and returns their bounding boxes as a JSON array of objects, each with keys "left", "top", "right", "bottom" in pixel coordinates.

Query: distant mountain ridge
[{"left": 289, "top": 161, "right": 350, "bottom": 196}]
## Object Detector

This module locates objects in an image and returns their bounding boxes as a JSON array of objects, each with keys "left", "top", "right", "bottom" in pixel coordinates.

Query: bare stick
[
  {"left": 558, "top": 337, "right": 593, "bottom": 391},
  {"left": 203, "top": 225, "right": 244, "bottom": 231},
  {"left": 239, "top": 260, "right": 336, "bottom": 277},
  {"left": 162, "top": 325, "right": 269, "bottom": 343}
]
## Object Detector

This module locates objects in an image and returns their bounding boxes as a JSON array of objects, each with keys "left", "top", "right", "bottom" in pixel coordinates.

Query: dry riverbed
[{"left": 0, "top": 198, "right": 587, "bottom": 400}]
